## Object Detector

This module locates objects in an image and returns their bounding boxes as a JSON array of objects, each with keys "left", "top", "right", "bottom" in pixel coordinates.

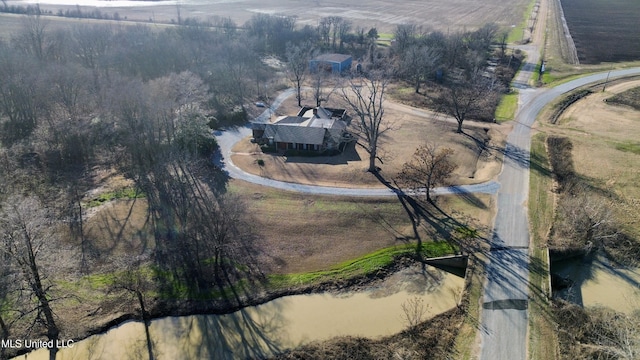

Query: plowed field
[
  {"left": 561, "top": 0, "right": 640, "bottom": 64},
  {"left": 6, "top": 0, "right": 530, "bottom": 33}
]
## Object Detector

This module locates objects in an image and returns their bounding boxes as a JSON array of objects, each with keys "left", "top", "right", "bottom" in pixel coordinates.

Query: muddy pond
[
  {"left": 552, "top": 254, "right": 640, "bottom": 313},
  {"left": 14, "top": 265, "right": 464, "bottom": 360}
]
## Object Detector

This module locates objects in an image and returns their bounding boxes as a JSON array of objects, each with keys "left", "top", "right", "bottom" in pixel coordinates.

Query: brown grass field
[
  {"left": 78, "top": 176, "right": 494, "bottom": 275},
  {"left": 538, "top": 79, "right": 640, "bottom": 238},
  {"left": 229, "top": 179, "right": 495, "bottom": 274},
  {"left": 3, "top": 0, "right": 530, "bottom": 34}
]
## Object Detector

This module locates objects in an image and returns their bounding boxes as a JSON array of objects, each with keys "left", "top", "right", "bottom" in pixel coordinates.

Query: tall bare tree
[
  {"left": 285, "top": 41, "right": 313, "bottom": 107},
  {"left": 436, "top": 74, "right": 497, "bottom": 133},
  {"left": 311, "top": 69, "right": 339, "bottom": 108},
  {"left": 337, "top": 19, "right": 352, "bottom": 51},
  {"left": 398, "top": 143, "right": 457, "bottom": 203},
  {"left": 341, "top": 74, "right": 390, "bottom": 172},
  {"left": 394, "top": 23, "right": 417, "bottom": 55},
  {"left": 401, "top": 44, "right": 440, "bottom": 94},
  {"left": 111, "top": 259, "right": 156, "bottom": 360},
  {"left": 13, "top": 15, "right": 49, "bottom": 61},
  {"left": 0, "top": 196, "right": 62, "bottom": 360}
]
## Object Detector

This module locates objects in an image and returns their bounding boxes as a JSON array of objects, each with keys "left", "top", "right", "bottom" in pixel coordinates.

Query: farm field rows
[
  {"left": 6, "top": 0, "right": 530, "bottom": 33},
  {"left": 560, "top": 0, "right": 640, "bottom": 64}
]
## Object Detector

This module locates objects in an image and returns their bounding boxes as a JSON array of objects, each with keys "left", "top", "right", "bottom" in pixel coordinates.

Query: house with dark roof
[
  {"left": 252, "top": 106, "right": 353, "bottom": 153},
  {"left": 309, "top": 54, "right": 352, "bottom": 73}
]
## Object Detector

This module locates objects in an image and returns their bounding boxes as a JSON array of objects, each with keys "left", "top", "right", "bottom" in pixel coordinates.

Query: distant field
[
  {"left": 0, "top": 12, "right": 173, "bottom": 40},
  {"left": 561, "top": 0, "right": 640, "bottom": 64},
  {"left": 4, "top": 0, "right": 530, "bottom": 33}
]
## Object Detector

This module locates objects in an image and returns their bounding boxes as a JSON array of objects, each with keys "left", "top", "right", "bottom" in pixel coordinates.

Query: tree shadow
[
  {"left": 372, "top": 171, "right": 482, "bottom": 257},
  {"left": 484, "top": 139, "right": 552, "bottom": 178},
  {"left": 446, "top": 186, "right": 488, "bottom": 210},
  {"left": 169, "top": 305, "right": 289, "bottom": 360}
]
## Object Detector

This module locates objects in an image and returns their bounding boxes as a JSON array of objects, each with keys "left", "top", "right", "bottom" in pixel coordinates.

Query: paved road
[{"left": 479, "top": 47, "right": 640, "bottom": 360}]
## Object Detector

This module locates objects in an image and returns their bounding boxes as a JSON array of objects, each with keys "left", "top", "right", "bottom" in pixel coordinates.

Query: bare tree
[
  {"left": 0, "top": 54, "right": 46, "bottom": 146},
  {"left": 311, "top": 69, "right": 338, "bottom": 108},
  {"left": 13, "top": 15, "right": 49, "bottom": 61},
  {"left": 553, "top": 192, "right": 621, "bottom": 251},
  {"left": 111, "top": 259, "right": 156, "bottom": 360},
  {"left": 401, "top": 296, "right": 430, "bottom": 329},
  {"left": 318, "top": 17, "right": 331, "bottom": 47},
  {"left": 71, "top": 24, "right": 113, "bottom": 86},
  {"left": 498, "top": 31, "right": 509, "bottom": 59},
  {"left": 394, "top": 23, "right": 417, "bottom": 55},
  {"left": 341, "top": 74, "right": 390, "bottom": 172},
  {"left": 0, "top": 196, "right": 62, "bottom": 360},
  {"left": 337, "top": 19, "right": 352, "bottom": 51},
  {"left": 0, "top": 245, "right": 12, "bottom": 360},
  {"left": 400, "top": 44, "right": 440, "bottom": 94},
  {"left": 285, "top": 41, "right": 313, "bottom": 107},
  {"left": 328, "top": 16, "right": 342, "bottom": 50},
  {"left": 220, "top": 41, "right": 254, "bottom": 104},
  {"left": 398, "top": 143, "right": 457, "bottom": 203},
  {"left": 435, "top": 74, "right": 497, "bottom": 133}
]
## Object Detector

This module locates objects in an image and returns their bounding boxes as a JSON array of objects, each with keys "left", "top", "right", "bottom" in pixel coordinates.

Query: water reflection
[
  {"left": 14, "top": 268, "right": 463, "bottom": 360},
  {"left": 552, "top": 254, "right": 640, "bottom": 313}
]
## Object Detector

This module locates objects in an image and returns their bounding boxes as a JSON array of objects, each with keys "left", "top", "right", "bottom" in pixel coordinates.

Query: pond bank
[
  {"left": 552, "top": 253, "right": 640, "bottom": 313},
  {"left": 13, "top": 263, "right": 465, "bottom": 359}
]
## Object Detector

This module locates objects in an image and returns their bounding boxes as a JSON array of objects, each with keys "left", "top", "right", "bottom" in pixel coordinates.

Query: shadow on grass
[
  {"left": 464, "top": 127, "right": 552, "bottom": 178},
  {"left": 371, "top": 171, "right": 484, "bottom": 257}
]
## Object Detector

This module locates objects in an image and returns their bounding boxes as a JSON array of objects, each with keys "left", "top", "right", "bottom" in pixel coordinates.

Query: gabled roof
[{"left": 264, "top": 124, "right": 326, "bottom": 145}]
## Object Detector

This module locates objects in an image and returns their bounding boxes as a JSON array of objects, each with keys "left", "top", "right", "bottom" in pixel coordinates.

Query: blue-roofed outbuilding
[{"left": 309, "top": 54, "right": 352, "bottom": 73}]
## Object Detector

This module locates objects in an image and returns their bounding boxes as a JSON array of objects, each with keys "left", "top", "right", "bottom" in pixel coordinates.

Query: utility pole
[{"left": 602, "top": 64, "right": 614, "bottom": 92}]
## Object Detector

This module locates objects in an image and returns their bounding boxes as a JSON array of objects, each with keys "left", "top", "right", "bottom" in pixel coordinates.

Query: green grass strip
[
  {"left": 69, "top": 242, "right": 458, "bottom": 302},
  {"left": 86, "top": 187, "right": 145, "bottom": 207},
  {"left": 267, "top": 242, "right": 457, "bottom": 288},
  {"left": 614, "top": 141, "right": 640, "bottom": 155},
  {"left": 495, "top": 91, "right": 519, "bottom": 122}
]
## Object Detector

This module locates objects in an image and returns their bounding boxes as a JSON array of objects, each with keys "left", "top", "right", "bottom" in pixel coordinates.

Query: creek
[{"left": 14, "top": 265, "right": 464, "bottom": 360}]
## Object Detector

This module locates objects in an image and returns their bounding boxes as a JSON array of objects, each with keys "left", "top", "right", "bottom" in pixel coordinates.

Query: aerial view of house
[{"left": 252, "top": 106, "right": 353, "bottom": 152}]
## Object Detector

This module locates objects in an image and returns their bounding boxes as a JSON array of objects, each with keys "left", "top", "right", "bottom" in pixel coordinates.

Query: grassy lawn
[
  {"left": 229, "top": 179, "right": 494, "bottom": 274},
  {"left": 527, "top": 133, "right": 559, "bottom": 360},
  {"left": 494, "top": 91, "right": 519, "bottom": 122}
]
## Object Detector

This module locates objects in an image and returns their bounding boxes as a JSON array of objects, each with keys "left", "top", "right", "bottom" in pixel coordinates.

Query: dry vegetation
[
  {"left": 531, "top": 80, "right": 640, "bottom": 360},
  {"left": 273, "top": 308, "right": 463, "bottom": 360},
  {"left": 553, "top": 301, "right": 640, "bottom": 360},
  {"left": 229, "top": 179, "right": 494, "bottom": 274},
  {"left": 550, "top": 81, "right": 640, "bottom": 253}
]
